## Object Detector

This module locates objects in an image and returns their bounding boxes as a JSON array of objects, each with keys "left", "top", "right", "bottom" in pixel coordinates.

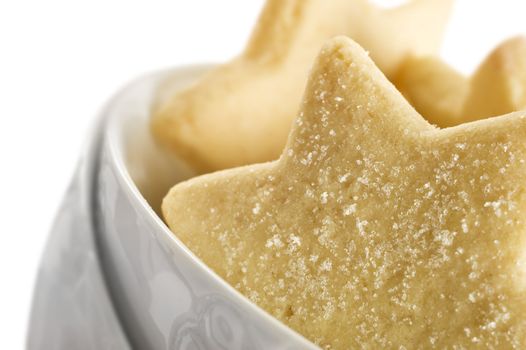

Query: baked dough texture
[
  {"left": 152, "top": 0, "right": 453, "bottom": 172},
  {"left": 163, "top": 37, "right": 526, "bottom": 349},
  {"left": 395, "top": 36, "right": 526, "bottom": 127}
]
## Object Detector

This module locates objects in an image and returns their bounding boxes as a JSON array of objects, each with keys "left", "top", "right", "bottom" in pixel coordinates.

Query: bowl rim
[{"left": 103, "top": 65, "right": 319, "bottom": 349}]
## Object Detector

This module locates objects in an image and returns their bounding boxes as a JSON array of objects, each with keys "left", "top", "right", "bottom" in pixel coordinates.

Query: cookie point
[
  {"left": 321, "top": 36, "right": 366, "bottom": 58},
  {"left": 487, "top": 35, "right": 526, "bottom": 65}
]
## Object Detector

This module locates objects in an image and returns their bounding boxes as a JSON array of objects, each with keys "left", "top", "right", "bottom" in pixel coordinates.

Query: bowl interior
[{"left": 112, "top": 66, "right": 210, "bottom": 214}]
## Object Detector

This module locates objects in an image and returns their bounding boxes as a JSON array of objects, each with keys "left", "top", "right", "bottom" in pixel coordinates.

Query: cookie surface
[
  {"left": 395, "top": 36, "right": 526, "bottom": 127},
  {"left": 152, "top": 0, "right": 453, "bottom": 171},
  {"left": 163, "top": 37, "right": 526, "bottom": 349}
]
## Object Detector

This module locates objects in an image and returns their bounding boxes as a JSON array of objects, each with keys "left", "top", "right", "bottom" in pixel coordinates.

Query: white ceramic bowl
[{"left": 92, "top": 66, "right": 319, "bottom": 349}]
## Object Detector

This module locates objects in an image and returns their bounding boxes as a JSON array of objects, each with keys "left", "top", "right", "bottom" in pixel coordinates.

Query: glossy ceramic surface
[
  {"left": 29, "top": 67, "right": 319, "bottom": 349},
  {"left": 27, "top": 121, "right": 130, "bottom": 349}
]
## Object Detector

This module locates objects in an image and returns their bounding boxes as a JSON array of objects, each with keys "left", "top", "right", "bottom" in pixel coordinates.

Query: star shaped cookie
[
  {"left": 395, "top": 36, "right": 526, "bottom": 127},
  {"left": 152, "top": 0, "right": 454, "bottom": 171},
  {"left": 163, "top": 36, "right": 526, "bottom": 349}
]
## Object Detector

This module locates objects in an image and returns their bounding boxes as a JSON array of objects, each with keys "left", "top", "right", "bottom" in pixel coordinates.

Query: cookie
[
  {"left": 395, "top": 36, "right": 526, "bottom": 127},
  {"left": 163, "top": 37, "right": 526, "bottom": 348},
  {"left": 394, "top": 55, "right": 468, "bottom": 126},
  {"left": 152, "top": 0, "right": 453, "bottom": 172}
]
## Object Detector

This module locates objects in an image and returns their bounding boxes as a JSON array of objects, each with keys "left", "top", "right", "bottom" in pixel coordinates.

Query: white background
[{"left": 0, "top": 0, "right": 525, "bottom": 348}]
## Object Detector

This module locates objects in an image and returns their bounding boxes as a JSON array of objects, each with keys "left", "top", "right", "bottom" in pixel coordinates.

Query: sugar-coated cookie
[
  {"left": 163, "top": 37, "right": 526, "bottom": 349},
  {"left": 395, "top": 36, "right": 526, "bottom": 127},
  {"left": 152, "top": 0, "right": 453, "bottom": 171}
]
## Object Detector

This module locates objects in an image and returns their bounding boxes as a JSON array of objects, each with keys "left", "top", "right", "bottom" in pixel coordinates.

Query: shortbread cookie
[
  {"left": 152, "top": 0, "right": 453, "bottom": 171},
  {"left": 163, "top": 37, "right": 526, "bottom": 349},
  {"left": 395, "top": 36, "right": 526, "bottom": 127},
  {"left": 394, "top": 55, "right": 468, "bottom": 126}
]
